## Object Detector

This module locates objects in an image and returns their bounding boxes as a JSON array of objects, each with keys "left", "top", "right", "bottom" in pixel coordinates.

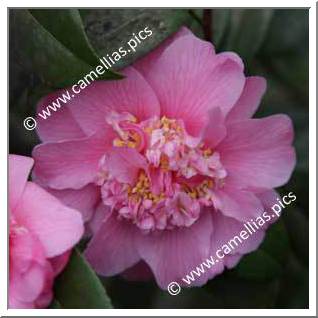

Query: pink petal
[
  {"left": 202, "top": 107, "right": 227, "bottom": 148},
  {"left": 49, "top": 251, "right": 71, "bottom": 276},
  {"left": 106, "top": 147, "right": 147, "bottom": 184},
  {"left": 217, "top": 115, "right": 296, "bottom": 188},
  {"left": 140, "top": 34, "right": 245, "bottom": 136},
  {"left": 224, "top": 254, "right": 242, "bottom": 269},
  {"left": 9, "top": 155, "right": 34, "bottom": 212},
  {"left": 217, "top": 52, "right": 244, "bottom": 71},
  {"left": 9, "top": 297, "right": 34, "bottom": 309},
  {"left": 10, "top": 265, "right": 48, "bottom": 306},
  {"left": 34, "top": 287, "right": 53, "bottom": 309},
  {"left": 14, "top": 182, "right": 84, "bottom": 258},
  {"left": 32, "top": 130, "right": 113, "bottom": 190},
  {"left": 211, "top": 211, "right": 265, "bottom": 256},
  {"left": 9, "top": 229, "right": 51, "bottom": 307},
  {"left": 136, "top": 211, "right": 213, "bottom": 288},
  {"left": 66, "top": 67, "right": 160, "bottom": 136},
  {"left": 36, "top": 90, "right": 85, "bottom": 143},
  {"left": 226, "top": 76, "right": 267, "bottom": 122},
  {"left": 135, "top": 26, "right": 192, "bottom": 75},
  {"left": 84, "top": 212, "right": 140, "bottom": 276},
  {"left": 45, "top": 184, "right": 100, "bottom": 222},
  {"left": 213, "top": 186, "right": 264, "bottom": 222},
  {"left": 256, "top": 189, "right": 281, "bottom": 210},
  {"left": 255, "top": 189, "right": 282, "bottom": 227},
  {"left": 88, "top": 203, "right": 112, "bottom": 235}
]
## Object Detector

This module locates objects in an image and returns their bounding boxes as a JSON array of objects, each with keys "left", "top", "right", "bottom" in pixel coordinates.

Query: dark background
[{"left": 9, "top": 9, "right": 309, "bottom": 309}]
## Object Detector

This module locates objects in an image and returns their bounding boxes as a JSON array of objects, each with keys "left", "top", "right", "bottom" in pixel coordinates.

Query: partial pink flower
[
  {"left": 32, "top": 27, "right": 296, "bottom": 289},
  {"left": 9, "top": 155, "right": 84, "bottom": 308}
]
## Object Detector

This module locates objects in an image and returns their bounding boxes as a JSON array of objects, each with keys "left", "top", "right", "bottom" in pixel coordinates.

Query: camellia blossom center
[{"left": 96, "top": 111, "right": 227, "bottom": 232}]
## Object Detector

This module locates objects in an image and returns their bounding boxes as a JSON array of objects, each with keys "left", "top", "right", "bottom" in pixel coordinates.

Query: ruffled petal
[
  {"left": 202, "top": 107, "right": 227, "bottom": 148},
  {"left": 32, "top": 130, "right": 114, "bottom": 190},
  {"left": 213, "top": 186, "right": 264, "bottom": 222},
  {"left": 66, "top": 67, "right": 160, "bottom": 136},
  {"left": 218, "top": 115, "right": 296, "bottom": 188},
  {"left": 226, "top": 76, "right": 267, "bottom": 122},
  {"left": 136, "top": 211, "right": 213, "bottom": 288},
  {"left": 139, "top": 33, "right": 245, "bottom": 135},
  {"left": 135, "top": 26, "right": 193, "bottom": 75},
  {"left": 14, "top": 182, "right": 83, "bottom": 258},
  {"left": 9, "top": 155, "right": 34, "bottom": 212},
  {"left": 105, "top": 147, "right": 148, "bottom": 184},
  {"left": 210, "top": 211, "right": 265, "bottom": 256},
  {"left": 45, "top": 184, "right": 100, "bottom": 222},
  {"left": 85, "top": 211, "right": 140, "bottom": 275},
  {"left": 36, "top": 91, "right": 85, "bottom": 142}
]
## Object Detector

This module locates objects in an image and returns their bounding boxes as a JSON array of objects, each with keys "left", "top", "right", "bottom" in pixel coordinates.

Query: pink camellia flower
[
  {"left": 9, "top": 155, "right": 83, "bottom": 308},
  {"left": 32, "top": 27, "right": 295, "bottom": 289}
]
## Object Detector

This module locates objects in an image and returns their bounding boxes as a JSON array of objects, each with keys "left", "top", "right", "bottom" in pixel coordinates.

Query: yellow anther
[
  {"left": 160, "top": 155, "right": 170, "bottom": 171},
  {"left": 113, "top": 138, "right": 126, "bottom": 147},
  {"left": 127, "top": 141, "right": 136, "bottom": 148},
  {"left": 189, "top": 191, "right": 198, "bottom": 199},
  {"left": 144, "top": 127, "right": 153, "bottom": 134},
  {"left": 203, "top": 148, "right": 213, "bottom": 157}
]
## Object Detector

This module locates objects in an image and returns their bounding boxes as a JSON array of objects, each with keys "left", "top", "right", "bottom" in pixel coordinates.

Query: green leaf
[
  {"left": 233, "top": 219, "right": 289, "bottom": 281},
  {"left": 261, "top": 217, "right": 290, "bottom": 265},
  {"left": 275, "top": 252, "right": 309, "bottom": 308},
  {"left": 49, "top": 299, "right": 62, "bottom": 309},
  {"left": 212, "top": 9, "right": 230, "bottom": 49},
  {"left": 10, "top": 9, "right": 121, "bottom": 88},
  {"left": 205, "top": 271, "right": 280, "bottom": 308},
  {"left": 235, "top": 249, "right": 282, "bottom": 281},
  {"left": 29, "top": 9, "right": 100, "bottom": 67},
  {"left": 283, "top": 207, "right": 309, "bottom": 266},
  {"left": 223, "top": 9, "right": 273, "bottom": 62},
  {"left": 54, "top": 249, "right": 113, "bottom": 308},
  {"left": 261, "top": 9, "right": 308, "bottom": 56},
  {"left": 82, "top": 9, "right": 192, "bottom": 69}
]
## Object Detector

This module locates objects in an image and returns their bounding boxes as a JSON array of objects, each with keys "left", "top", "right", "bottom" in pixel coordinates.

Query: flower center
[{"left": 97, "top": 111, "right": 227, "bottom": 232}]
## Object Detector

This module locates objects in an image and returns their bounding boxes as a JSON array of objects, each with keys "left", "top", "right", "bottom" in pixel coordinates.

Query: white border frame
[{"left": 2, "top": 0, "right": 316, "bottom": 316}]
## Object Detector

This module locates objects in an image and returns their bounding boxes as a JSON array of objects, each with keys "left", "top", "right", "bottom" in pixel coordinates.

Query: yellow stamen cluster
[
  {"left": 182, "top": 179, "right": 213, "bottom": 199},
  {"left": 160, "top": 154, "right": 170, "bottom": 171},
  {"left": 202, "top": 148, "right": 213, "bottom": 158},
  {"left": 127, "top": 172, "right": 165, "bottom": 203},
  {"left": 160, "top": 116, "right": 183, "bottom": 134},
  {"left": 113, "top": 132, "right": 141, "bottom": 149}
]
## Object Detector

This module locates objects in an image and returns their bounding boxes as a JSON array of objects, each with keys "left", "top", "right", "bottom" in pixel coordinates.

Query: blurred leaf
[
  {"left": 234, "top": 219, "right": 289, "bottom": 281},
  {"left": 283, "top": 207, "right": 309, "bottom": 266},
  {"left": 212, "top": 9, "right": 230, "bottom": 49},
  {"left": 275, "top": 252, "right": 309, "bottom": 308},
  {"left": 104, "top": 277, "right": 158, "bottom": 309},
  {"left": 153, "top": 287, "right": 222, "bottom": 308},
  {"left": 261, "top": 218, "right": 290, "bottom": 264},
  {"left": 294, "top": 131, "right": 309, "bottom": 174},
  {"left": 261, "top": 9, "right": 308, "bottom": 56},
  {"left": 82, "top": 9, "right": 192, "bottom": 69},
  {"left": 258, "top": 10, "right": 308, "bottom": 99},
  {"left": 236, "top": 250, "right": 282, "bottom": 281},
  {"left": 54, "top": 249, "right": 112, "bottom": 308},
  {"left": 10, "top": 9, "right": 121, "bottom": 88},
  {"left": 205, "top": 272, "right": 280, "bottom": 308},
  {"left": 223, "top": 9, "right": 273, "bottom": 62},
  {"left": 29, "top": 9, "right": 101, "bottom": 67},
  {"left": 187, "top": 9, "right": 204, "bottom": 38},
  {"left": 49, "top": 299, "right": 62, "bottom": 309}
]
